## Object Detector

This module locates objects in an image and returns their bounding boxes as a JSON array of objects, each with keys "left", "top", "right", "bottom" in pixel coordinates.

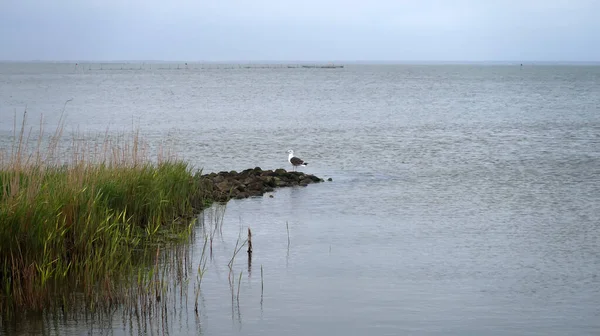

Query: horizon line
[{"left": 1, "top": 59, "right": 599, "bottom": 65}]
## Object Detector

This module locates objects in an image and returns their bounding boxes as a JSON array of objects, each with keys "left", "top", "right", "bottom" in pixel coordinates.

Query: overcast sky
[{"left": 1, "top": 0, "right": 598, "bottom": 61}]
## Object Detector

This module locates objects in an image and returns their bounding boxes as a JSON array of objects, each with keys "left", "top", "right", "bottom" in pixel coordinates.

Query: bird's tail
[{"left": 303, "top": 162, "right": 308, "bottom": 166}]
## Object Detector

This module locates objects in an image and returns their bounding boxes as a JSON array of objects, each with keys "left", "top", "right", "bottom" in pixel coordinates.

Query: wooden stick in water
[
  {"left": 247, "top": 227, "right": 253, "bottom": 254},
  {"left": 286, "top": 221, "right": 290, "bottom": 246}
]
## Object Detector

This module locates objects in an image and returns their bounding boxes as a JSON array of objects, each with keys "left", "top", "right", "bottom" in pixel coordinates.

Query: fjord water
[{"left": 1, "top": 63, "right": 599, "bottom": 335}]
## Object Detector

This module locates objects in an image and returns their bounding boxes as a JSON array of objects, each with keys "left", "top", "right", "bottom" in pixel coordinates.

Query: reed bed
[{"left": 0, "top": 111, "right": 212, "bottom": 316}]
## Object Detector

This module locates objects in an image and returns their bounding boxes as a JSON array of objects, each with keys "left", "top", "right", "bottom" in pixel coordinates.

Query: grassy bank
[{"left": 0, "top": 112, "right": 212, "bottom": 314}]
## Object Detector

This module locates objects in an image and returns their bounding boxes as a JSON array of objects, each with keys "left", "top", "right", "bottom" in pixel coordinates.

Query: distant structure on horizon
[{"left": 69, "top": 62, "right": 345, "bottom": 71}]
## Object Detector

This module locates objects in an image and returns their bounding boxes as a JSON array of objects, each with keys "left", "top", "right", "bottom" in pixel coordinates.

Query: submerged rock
[{"left": 196, "top": 168, "right": 325, "bottom": 202}]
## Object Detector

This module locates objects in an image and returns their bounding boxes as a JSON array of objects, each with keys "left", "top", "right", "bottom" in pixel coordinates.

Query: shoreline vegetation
[{"left": 0, "top": 111, "right": 324, "bottom": 319}]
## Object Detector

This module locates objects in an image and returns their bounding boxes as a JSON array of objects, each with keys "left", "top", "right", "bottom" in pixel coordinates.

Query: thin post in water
[{"left": 247, "top": 227, "right": 253, "bottom": 254}]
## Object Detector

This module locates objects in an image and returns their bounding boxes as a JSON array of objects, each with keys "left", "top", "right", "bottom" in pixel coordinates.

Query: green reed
[{"left": 0, "top": 111, "right": 212, "bottom": 315}]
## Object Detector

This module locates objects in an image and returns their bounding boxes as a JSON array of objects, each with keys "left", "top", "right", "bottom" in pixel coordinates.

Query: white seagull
[{"left": 287, "top": 149, "right": 308, "bottom": 171}]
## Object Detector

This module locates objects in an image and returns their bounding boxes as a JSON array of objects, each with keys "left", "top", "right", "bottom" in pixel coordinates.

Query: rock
[
  {"left": 248, "top": 181, "right": 264, "bottom": 192},
  {"left": 216, "top": 181, "right": 231, "bottom": 192},
  {"left": 327, "top": 178, "right": 333, "bottom": 181},
  {"left": 259, "top": 176, "right": 276, "bottom": 187},
  {"left": 273, "top": 177, "right": 283, "bottom": 186},
  {"left": 300, "top": 178, "right": 312, "bottom": 185},
  {"left": 197, "top": 167, "right": 324, "bottom": 204},
  {"left": 235, "top": 192, "right": 249, "bottom": 199}
]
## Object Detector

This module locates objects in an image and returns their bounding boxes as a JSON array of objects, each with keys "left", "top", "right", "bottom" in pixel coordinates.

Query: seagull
[{"left": 287, "top": 149, "right": 308, "bottom": 171}]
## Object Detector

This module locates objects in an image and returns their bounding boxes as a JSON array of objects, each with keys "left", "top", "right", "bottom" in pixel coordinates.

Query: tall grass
[{"left": 0, "top": 111, "right": 212, "bottom": 314}]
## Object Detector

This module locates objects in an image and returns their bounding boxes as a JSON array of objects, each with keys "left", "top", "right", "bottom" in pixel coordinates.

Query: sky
[{"left": 0, "top": 0, "right": 599, "bottom": 62}]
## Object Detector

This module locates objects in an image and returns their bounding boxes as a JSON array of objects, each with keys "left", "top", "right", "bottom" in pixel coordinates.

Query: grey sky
[{"left": 1, "top": 0, "right": 598, "bottom": 61}]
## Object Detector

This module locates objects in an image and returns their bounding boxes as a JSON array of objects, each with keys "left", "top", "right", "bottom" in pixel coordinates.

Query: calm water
[{"left": 1, "top": 63, "right": 599, "bottom": 335}]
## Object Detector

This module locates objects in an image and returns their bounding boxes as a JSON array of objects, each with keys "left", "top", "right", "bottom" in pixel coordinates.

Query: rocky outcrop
[{"left": 195, "top": 167, "right": 325, "bottom": 202}]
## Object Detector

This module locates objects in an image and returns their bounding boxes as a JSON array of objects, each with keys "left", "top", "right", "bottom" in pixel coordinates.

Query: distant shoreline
[{"left": 1, "top": 60, "right": 599, "bottom": 66}]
